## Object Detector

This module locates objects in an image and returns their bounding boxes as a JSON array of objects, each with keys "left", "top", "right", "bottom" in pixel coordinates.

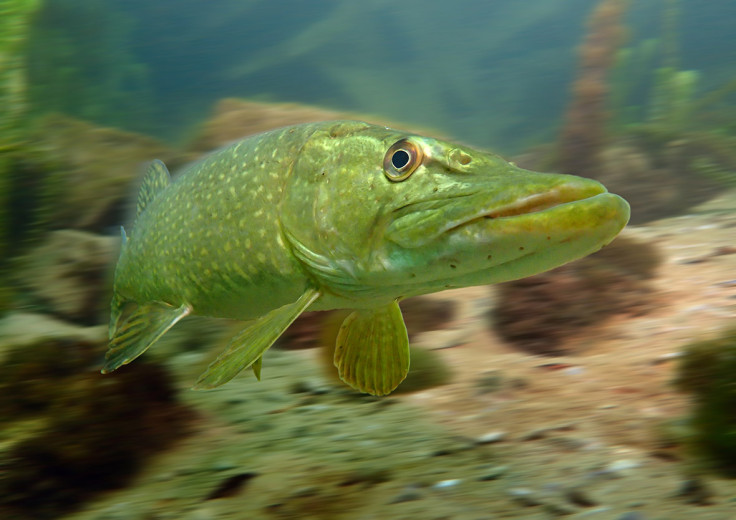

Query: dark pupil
[{"left": 391, "top": 149, "right": 411, "bottom": 170}]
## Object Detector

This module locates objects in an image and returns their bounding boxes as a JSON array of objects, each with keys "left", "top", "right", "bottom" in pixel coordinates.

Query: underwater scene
[{"left": 2, "top": 0, "right": 736, "bottom": 518}]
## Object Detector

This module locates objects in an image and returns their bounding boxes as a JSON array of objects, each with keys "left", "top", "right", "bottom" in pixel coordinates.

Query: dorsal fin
[{"left": 136, "top": 159, "right": 171, "bottom": 218}]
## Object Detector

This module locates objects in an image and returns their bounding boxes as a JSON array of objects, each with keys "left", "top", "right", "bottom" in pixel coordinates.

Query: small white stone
[
  {"left": 476, "top": 431, "right": 507, "bottom": 444},
  {"left": 433, "top": 479, "right": 461, "bottom": 489}
]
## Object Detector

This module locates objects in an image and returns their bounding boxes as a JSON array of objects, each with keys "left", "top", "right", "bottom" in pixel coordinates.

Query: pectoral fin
[
  {"left": 193, "top": 288, "right": 320, "bottom": 389},
  {"left": 334, "top": 301, "right": 410, "bottom": 396},
  {"left": 251, "top": 356, "right": 263, "bottom": 381},
  {"left": 103, "top": 301, "right": 191, "bottom": 373}
]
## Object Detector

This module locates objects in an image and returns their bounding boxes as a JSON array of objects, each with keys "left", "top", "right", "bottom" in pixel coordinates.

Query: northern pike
[{"left": 103, "top": 121, "right": 630, "bottom": 395}]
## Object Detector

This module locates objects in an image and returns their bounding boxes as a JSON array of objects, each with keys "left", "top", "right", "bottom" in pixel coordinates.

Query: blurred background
[{"left": 2, "top": 0, "right": 736, "bottom": 519}]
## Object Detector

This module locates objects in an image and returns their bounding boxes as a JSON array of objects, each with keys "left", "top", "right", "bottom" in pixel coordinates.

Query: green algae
[
  {"left": 0, "top": 335, "right": 189, "bottom": 518},
  {"left": 675, "top": 328, "right": 736, "bottom": 476},
  {"left": 0, "top": 0, "right": 41, "bottom": 314}
]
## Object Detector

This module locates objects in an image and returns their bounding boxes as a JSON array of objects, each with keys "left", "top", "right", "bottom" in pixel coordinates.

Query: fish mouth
[
  {"left": 465, "top": 182, "right": 605, "bottom": 223},
  {"left": 387, "top": 179, "right": 609, "bottom": 249}
]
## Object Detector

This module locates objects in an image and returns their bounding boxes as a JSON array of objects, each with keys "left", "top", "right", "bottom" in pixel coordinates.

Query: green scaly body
[{"left": 105, "top": 121, "right": 630, "bottom": 395}]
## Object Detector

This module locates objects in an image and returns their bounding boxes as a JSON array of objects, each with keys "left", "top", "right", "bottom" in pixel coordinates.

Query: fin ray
[
  {"left": 334, "top": 301, "right": 410, "bottom": 396},
  {"left": 136, "top": 159, "right": 171, "bottom": 218},
  {"left": 103, "top": 301, "right": 191, "bottom": 372},
  {"left": 193, "top": 288, "right": 320, "bottom": 389}
]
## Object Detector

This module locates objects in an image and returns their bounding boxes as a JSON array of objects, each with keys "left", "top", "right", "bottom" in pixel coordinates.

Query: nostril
[{"left": 450, "top": 149, "right": 472, "bottom": 166}]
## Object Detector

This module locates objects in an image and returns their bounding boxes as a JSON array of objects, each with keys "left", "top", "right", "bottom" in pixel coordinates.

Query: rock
[
  {"left": 473, "top": 370, "right": 505, "bottom": 394},
  {"left": 601, "top": 459, "right": 642, "bottom": 478},
  {"left": 617, "top": 513, "right": 647, "bottom": 520},
  {"left": 676, "top": 478, "right": 713, "bottom": 505},
  {"left": 186, "top": 98, "right": 349, "bottom": 154},
  {"left": 26, "top": 113, "right": 186, "bottom": 231},
  {"left": 520, "top": 423, "right": 576, "bottom": 442},
  {"left": 565, "top": 485, "right": 598, "bottom": 507},
  {"left": 18, "top": 230, "right": 117, "bottom": 322},
  {"left": 389, "top": 485, "right": 423, "bottom": 503},
  {"left": 0, "top": 312, "right": 105, "bottom": 362},
  {"left": 187, "top": 98, "right": 428, "bottom": 155},
  {"left": 476, "top": 465, "right": 508, "bottom": 481},
  {"left": 507, "top": 487, "right": 543, "bottom": 507},
  {"left": 475, "top": 431, "right": 507, "bottom": 445},
  {"left": 433, "top": 478, "right": 462, "bottom": 490}
]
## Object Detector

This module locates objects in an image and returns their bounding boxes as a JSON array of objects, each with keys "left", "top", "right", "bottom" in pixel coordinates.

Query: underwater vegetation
[
  {"left": 675, "top": 328, "right": 736, "bottom": 476},
  {"left": 493, "top": 235, "right": 660, "bottom": 355},
  {"left": 25, "top": 0, "right": 155, "bottom": 133},
  {"left": 559, "top": 0, "right": 630, "bottom": 178},
  {"left": 0, "top": 0, "right": 41, "bottom": 311},
  {"left": 551, "top": 0, "right": 736, "bottom": 224},
  {"left": 0, "top": 336, "right": 188, "bottom": 519}
]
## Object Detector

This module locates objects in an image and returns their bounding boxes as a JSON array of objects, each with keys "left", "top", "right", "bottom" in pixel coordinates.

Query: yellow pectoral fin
[
  {"left": 103, "top": 301, "right": 191, "bottom": 373},
  {"left": 334, "top": 301, "right": 410, "bottom": 396},
  {"left": 193, "top": 288, "right": 320, "bottom": 390}
]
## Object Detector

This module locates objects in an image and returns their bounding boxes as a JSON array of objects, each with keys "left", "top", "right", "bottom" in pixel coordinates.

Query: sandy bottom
[{"left": 64, "top": 192, "right": 736, "bottom": 520}]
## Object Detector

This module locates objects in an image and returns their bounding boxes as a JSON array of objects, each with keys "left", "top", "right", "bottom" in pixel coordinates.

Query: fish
[{"left": 103, "top": 120, "right": 630, "bottom": 396}]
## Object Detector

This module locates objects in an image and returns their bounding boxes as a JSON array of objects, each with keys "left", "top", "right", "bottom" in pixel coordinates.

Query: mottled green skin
[
  {"left": 114, "top": 120, "right": 630, "bottom": 323},
  {"left": 115, "top": 124, "right": 313, "bottom": 320}
]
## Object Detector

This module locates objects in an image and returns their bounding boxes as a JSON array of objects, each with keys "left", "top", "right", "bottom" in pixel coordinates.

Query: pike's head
[{"left": 281, "top": 121, "right": 630, "bottom": 306}]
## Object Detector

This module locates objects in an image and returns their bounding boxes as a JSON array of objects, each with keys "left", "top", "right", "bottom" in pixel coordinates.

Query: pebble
[
  {"left": 567, "top": 507, "right": 613, "bottom": 519},
  {"left": 476, "top": 465, "right": 508, "bottom": 481},
  {"left": 651, "top": 351, "right": 682, "bottom": 365},
  {"left": 676, "top": 477, "right": 713, "bottom": 505},
  {"left": 617, "top": 513, "right": 647, "bottom": 520},
  {"left": 507, "top": 487, "right": 543, "bottom": 507},
  {"left": 520, "top": 423, "right": 576, "bottom": 441},
  {"left": 473, "top": 370, "right": 504, "bottom": 394},
  {"left": 389, "top": 485, "right": 423, "bottom": 503},
  {"left": 475, "top": 431, "right": 507, "bottom": 444},
  {"left": 434, "top": 478, "right": 461, "bottom": 489},
  {"left": 602, "top": 459, "right": 641, "bottom": 477},
  {"left": 565, "top": 485, "right": 598, "bottom": 507}
]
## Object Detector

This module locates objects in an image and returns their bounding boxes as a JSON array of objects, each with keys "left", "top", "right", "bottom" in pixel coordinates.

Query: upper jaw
[{"left": 386, "top": 178, "right": 607, "bottom": 248}]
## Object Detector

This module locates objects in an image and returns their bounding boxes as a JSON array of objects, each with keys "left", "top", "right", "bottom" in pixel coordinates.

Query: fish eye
[{"left": 383, "top": 138, "right": 423, "bottom": 181}]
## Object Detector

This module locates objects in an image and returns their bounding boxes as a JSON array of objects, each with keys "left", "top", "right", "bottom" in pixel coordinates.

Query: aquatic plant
[
  {"left": 0, "top": 336, "right": 189, "bottom": 518},
  {"left": 558, "top": 0, "right": 630, "bottom": 177},
  {"left": 675, "top": 328, "right": 736, "bottom": 476},
  {"left": 493, "top": 234, "right": 659, "bottom": 355},
  {"left": 0, "top": 0, "right": 41, "bottom": 314}
]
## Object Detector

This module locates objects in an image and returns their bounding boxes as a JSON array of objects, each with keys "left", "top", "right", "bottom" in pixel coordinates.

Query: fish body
[{"left": 105, "top": 121, "right": 630, "bottom": 395}]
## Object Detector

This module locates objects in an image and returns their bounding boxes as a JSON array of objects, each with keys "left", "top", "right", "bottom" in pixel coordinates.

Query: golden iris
[{"left": 383, "top": 139, "right": 423, "bottom": 181}]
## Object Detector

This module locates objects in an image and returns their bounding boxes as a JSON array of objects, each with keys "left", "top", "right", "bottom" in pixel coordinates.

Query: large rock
[
  {"left": 18, "top": 230, "right": 117, "bottom": 323},
  {"left": 27, "top": 114, "right": 187, "bottom": 230},
  {"left": 186, "top": 98, "right": 430, "bottom": 155}
]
